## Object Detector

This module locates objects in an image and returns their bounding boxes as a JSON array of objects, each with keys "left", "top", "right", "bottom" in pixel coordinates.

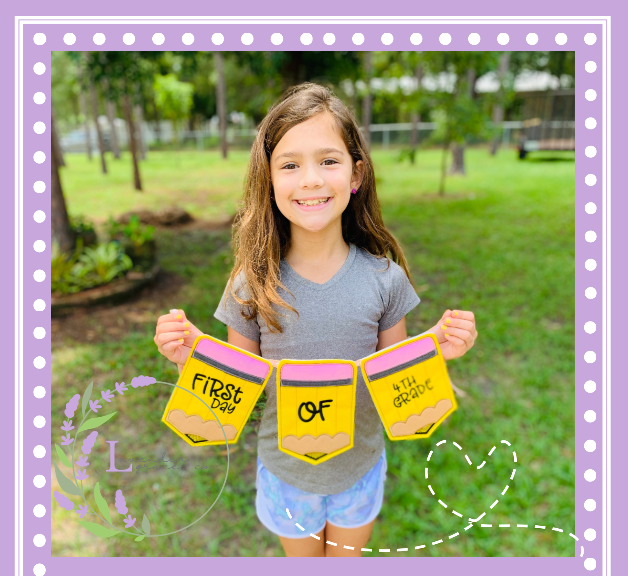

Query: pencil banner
[
  {"left": 162, "top": 335, "right": 273, "bottom": 446},
  {"left": 360, "top": 333, "right": 457, "bottom": 441},
  {"left": 277, "top": 360, "right": 357, "bottom": 465}
]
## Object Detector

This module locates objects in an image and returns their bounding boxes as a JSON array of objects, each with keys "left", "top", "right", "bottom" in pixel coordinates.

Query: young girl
[{"left": 155, "top": 83, "right": 478, "bottom": 557}]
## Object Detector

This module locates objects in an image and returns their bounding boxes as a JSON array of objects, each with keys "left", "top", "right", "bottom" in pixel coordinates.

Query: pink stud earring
[{"left": 351, "top": 188, "right": 357, "bottom": 194}]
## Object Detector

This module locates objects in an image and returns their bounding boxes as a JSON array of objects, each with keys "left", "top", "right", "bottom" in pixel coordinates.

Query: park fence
[{"left": 60, "top": 118, "right": 574, "bottom": 155}]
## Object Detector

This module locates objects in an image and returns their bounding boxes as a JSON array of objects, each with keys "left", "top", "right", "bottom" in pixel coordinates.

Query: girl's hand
[
  {"left": 430, "top": 309, "right": 478, "bottom": 361},
  {"left": 154, "top": 309, "right": 204, "bottom": 367}
]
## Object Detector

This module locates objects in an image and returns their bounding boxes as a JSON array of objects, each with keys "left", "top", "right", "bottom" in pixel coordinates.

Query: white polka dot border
[{"left": 23, "top": 26, "right": 604, "bottom": 570}]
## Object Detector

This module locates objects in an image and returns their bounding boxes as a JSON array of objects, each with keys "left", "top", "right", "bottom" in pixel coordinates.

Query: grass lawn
[{"left": 51, "top": 147, "right": 575, "bottom": 557}]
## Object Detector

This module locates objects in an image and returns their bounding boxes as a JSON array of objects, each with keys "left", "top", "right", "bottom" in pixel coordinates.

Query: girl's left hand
[{"left": 431, "top": 309, "right": 478, "bottom": 361}]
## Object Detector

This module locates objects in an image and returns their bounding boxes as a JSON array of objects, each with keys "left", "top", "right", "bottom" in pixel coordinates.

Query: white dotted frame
[{"left": 16, "top": 14, "right": 610, "bottom": 575}]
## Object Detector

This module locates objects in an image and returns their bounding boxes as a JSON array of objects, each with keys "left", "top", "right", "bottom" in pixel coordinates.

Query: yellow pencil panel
[
  {"left": 161, "top": 334, "right": 273, "bottom": 447},
  {"left": 277, "top": 359, "right": 356, "bottom": 465},
  {"left": 360, "top": 333, "right": 457, "bottom": 441}
]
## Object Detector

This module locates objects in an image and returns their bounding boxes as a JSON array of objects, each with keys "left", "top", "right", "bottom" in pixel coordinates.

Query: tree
[
  {"left": 123, "top": 94, "right": 142, "bottom": 191},
  {"left": 153, "top": 73, "right": 194, "bottom": 144},
  {"left": 77, "top": 58, "right": 92, "bottom": 161},
  {"left": 86, "top": 51, "right": 159, "bottom": 191},
  {"left": 409, "top": 62, "right": 424, "bottom": 161},
  {"left": 103, "top": 80, "right": 121, "bottom": 159},
  {"left": 373, "top": 51, "right": 428, "bottom": 164},
  {"left": 87, "top": 64, "right": 108, "bottom": 174},
  {"left": 490, "top": 52, "right": 512, "bottom": 156},
  {"left": 422, "top": 52, "right": 499, "bottom": 194},
  {"left": 51, "top": 107, "right": 65, "bottom": 167},
  {"left": 51, "top": 105, "right": 74, "bottom": 253},
  {"left": 134, "top": 98, "right": 147, "bottom": 160},
  {"left": 361, "top": 51, "right": 373, "bottom": 150},
  {"left": 214, "top": 52, "right": 228, "bottom": 159}
]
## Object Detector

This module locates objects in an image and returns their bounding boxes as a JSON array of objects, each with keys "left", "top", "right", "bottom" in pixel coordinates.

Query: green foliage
[
  {"left": 398, "top": 147, "right": 417, "bottom": 165},
  {"left": 78, "top": 411, "right": 118, "bottom": 434},
  {"left": 142, "top": 514, "right": 151, "bottom": 536},
  {"left": 106, "top": 215, "right": 155, "bottom": 247},
  {"left": 76, "top": 243, "right": 133, "bottom": 284},
  {"left": 153, "top": 73, "right": 194, "bottom": 129},
  {"left": 69, "top": 214, "right": 96, "bottom": 235},
  {"left": 51, "top": 237, "right": 84, "bottom": 294},
  {"left": 94, "top": 482, "right": 113, "bottom": 525},
  {"left": 77, "top": 520, "right": 119, "bottom": 538},
  {"left": 55, "top": 443, "right": 72, "bottom": 468},
  {"left": 51, "top": 240, "right": 133, "bottom": 295},
  {"left": 53, "top": 460, "right": 81, "bottom": 496},
  {"left": 81, "top": 381, "right": 94, "bottom": 418},
  {"left": 422, "top": 52, "right": 500, "bottom": 147}
]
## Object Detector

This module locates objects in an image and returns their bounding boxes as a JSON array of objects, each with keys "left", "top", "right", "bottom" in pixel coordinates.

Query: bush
[
  {"left": 106, "top": 214, "right": 155, "bottom": 247},
  {"left": 106, "top": 215, "right": 157, "bottom": 270},
  {"left": 69, "top": 214, "right": 97, "bottom": 247},
  {"left": 51, "top": 240, "right": 133, "bottom": 295}
]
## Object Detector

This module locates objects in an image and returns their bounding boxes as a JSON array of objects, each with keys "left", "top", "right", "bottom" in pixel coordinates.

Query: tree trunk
[
  {"left": 362, "top": 51, "right": 373, "bottom": 150},
  {"left": 350, "top": 80, "right": 358, "bottom": 117},
  {"left": 449, "top": 142, "right": 466, "bottom": 175},
  {"left": 51, "top": 108, "right": 75, "bottom": 253},
  {"left": 78, "top": 86, "right": 92, "bottom": 160},
  {"left": 449, "top": 68, "right": 476, "bottom": 175},
  {"left": 410, "top": 64, "right": 424, "bottom": 162},
  {"left": 105, "top": 100, "right": 121, "bottom": 159},
  {"left": 103, "top": 81, "right": 121, "bottom": 160},
  {"left": 490, "top": 52, "right": 511, "bottom": 155},
  {"left": 78, "top": 53, "right": 92, "bottom": 161},
  {"left": 214, "top": 51, "right": 228, "bottom": 159},
  {"left": 490, "top": 105, "right": 505, "bottom": 156},
  {"left": 123, "top": 94, "right": 142, "bottom": 191},
  {"left": 50, "top": 107, "right": 65, "bottom": 167},
  {"left": 152, "top": 92, "right": 162, "bottom": 144},
  {"left": 89, "top": 76, "right": 107, "bottom": 174},
  {"left": 134, "top": 101, "right": 147, "bottom": 160},
  {"left": 439, "top": 135, "right": 450, "bottom": 197}
]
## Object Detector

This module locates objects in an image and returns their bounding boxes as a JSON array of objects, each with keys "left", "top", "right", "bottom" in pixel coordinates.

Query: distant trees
[{"left": 48, "top": 49, "right": 576, "bottom": 206}]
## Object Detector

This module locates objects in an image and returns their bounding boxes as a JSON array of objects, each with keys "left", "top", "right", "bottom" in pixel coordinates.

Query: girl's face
[{"left": 270, "top": 112, "right": 363, "bottom": 234}]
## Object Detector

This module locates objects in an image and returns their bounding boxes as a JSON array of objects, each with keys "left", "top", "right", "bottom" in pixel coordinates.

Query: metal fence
[{"left": 60, "top": 119, "right": 574, "bottom": 155}]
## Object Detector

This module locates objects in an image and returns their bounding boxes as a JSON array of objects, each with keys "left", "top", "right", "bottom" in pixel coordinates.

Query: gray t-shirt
[{"left": 213, "top": 243, "right": 421, "bottom": 494}]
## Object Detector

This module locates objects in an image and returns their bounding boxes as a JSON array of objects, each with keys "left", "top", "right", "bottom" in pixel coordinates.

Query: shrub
[
  {"left": 106, "top": 215, "right": 155, "bottom": 247},
  {"left": 51, "top": 240, "right": 133, "bottom": 295}
]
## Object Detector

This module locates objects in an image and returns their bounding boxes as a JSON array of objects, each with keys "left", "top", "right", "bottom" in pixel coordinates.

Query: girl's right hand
[{"left": 154, "top": 309, "right": 204, "bottom": 367}]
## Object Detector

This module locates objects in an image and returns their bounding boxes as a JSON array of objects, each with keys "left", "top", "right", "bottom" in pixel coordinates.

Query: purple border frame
[{"left": 4, "top": 2, "right": 623, "bottom": 575}]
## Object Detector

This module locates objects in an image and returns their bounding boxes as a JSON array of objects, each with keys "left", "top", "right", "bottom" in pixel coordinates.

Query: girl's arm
[
  {"left": 227, "top": 326, "right": 280, "bottom": 367},
  {"left": 227, "top": 326, "right": 261, "bottom": 356},
  {"left": 375, "top": 317, "right": 408, "bottom": 352}
]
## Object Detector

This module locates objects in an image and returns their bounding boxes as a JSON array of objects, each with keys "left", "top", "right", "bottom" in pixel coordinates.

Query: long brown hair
[{"left": 224, "top": 82, "right": 415, "bottom": 333}]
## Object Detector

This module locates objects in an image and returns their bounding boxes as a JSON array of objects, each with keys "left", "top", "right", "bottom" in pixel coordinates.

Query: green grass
[{"left": 51, "top": 147, "right": 575, "bottom": 557}]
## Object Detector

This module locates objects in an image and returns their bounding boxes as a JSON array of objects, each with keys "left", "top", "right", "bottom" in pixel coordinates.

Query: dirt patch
[
  {"left": 52, "top": 216, "right": 234, "bottom": 348},
  {"left": 51, "top": 269, "right": 186, "bottom": 348}
]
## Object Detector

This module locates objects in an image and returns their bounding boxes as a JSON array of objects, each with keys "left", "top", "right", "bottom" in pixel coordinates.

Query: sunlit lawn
[{"left": 51, "top": 146, "right": 575, "bottom": 557}]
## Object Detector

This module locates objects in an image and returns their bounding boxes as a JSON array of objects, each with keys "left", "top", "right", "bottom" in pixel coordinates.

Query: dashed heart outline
[{"left": 283, "top": 438, "right": 581, "bottom": 555}]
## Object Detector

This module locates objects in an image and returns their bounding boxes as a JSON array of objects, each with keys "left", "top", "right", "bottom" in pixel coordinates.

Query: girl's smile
[{"left": 292, "top": 196, "right": 332, "bottom": 211}]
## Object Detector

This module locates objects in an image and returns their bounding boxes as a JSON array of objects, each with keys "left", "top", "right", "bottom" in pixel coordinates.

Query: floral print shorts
[{"left": 255, "top": 450, "right": 387, "bottom": 539}]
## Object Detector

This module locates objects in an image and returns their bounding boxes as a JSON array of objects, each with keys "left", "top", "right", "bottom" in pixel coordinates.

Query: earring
[{"left": 351, "top": 188, "right": 357, "bottom": 195}]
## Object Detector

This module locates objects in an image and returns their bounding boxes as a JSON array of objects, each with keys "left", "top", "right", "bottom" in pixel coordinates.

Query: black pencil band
[
  {"left": 367, "top": 349, "right": 438, "bottom": 382},
  {"left": 280, "top": 378, "right": 354, "bottom": 387}
]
